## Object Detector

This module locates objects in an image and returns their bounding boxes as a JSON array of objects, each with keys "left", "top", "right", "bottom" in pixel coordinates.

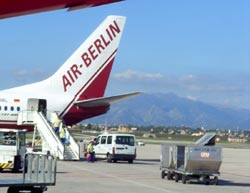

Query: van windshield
[{"left": 116, "top": 136, "right": 135, "bottom": 146}]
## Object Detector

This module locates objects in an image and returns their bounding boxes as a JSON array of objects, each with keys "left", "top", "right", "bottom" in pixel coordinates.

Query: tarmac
[{"left": 0, "top": 144, "right": 250, "bottom": 193}]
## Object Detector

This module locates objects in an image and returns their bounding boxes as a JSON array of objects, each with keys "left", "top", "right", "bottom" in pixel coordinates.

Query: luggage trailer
[
  {"left": 160, "top": 144, "right": 222, "bottom": 185},
  {"left": 0, "top": 153, "right": 57, "bottom": 193}
]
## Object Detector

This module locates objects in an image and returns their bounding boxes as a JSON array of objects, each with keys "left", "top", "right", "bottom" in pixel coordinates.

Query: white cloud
[
  {"left": 110, "top": 71, "right": 250, "bottom": 109},
  {"left": 179, "top": 74, "right": 195, "bottom": 82},
  {"left": 113, "top": 70, "right": 164, "bottom": 80},
  {"left": 186, "top": 95, "right": 198, "bottom": 101},
  {"left": 14, "top": 69, "right": 29, "bottom": 76},
  {"left": 12, "top": 68, "right": 47, "bottom": 83}
]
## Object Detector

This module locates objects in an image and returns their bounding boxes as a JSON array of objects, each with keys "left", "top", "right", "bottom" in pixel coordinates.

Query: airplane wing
[
  {"left": 0, "top": 0, "right": 124, "bottom": 19},
  {"left": 67, "top": 0, "right": 124, "bottom": 11},
  {"left": 74, "top": 92, "right": 143, "bottom": 108}
]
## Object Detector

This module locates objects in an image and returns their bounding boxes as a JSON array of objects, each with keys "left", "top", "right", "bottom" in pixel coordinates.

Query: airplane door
[
  {"left": 27, "top": 98, "right": 47, "bottom": 116},
  {"left": 27, "top": 98, "right": 39, "bottom": 111},
  {"left": 38, "top": 99, "right": 47, "bottom": 116}
]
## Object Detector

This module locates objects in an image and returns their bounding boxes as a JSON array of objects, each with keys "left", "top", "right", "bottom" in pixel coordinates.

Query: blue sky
[{"left": 0, "top": 0, "right": 249, "bottom": 109}]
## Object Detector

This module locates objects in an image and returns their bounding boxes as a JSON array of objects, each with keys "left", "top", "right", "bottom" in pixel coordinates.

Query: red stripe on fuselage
[{"left": 0, "top": 121, "right": 34, "bottom": 131}]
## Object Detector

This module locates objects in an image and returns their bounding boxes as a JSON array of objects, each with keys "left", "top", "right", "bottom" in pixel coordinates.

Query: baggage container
[
  {"left": 0, "top": 152, "right": 57, "bottom": 193},
  {"left": 160, "top": 134, "right": 222, "bottom": 185}
]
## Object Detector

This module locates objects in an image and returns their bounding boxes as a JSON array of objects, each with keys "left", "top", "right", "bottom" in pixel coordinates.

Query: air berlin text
[{"left": 62, "top": 20, "right": 121, "bottom": 92}]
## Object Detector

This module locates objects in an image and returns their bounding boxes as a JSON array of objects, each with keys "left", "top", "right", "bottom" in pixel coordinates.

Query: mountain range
[{"left": 84, "top": 93, "right": 250, "bottom": 130}]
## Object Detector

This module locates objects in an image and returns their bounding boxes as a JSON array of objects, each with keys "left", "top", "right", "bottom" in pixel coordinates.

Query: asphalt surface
[{"left": 0, "top": 144, "right": 249, "bottom": 193}]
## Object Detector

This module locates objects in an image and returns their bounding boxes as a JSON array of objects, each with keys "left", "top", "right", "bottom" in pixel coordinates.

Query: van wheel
[
  {"left": 7, "top": 187, "right": 19, "bottom": 193},
  {"left": 128, "top": 160, "right": 133, "bottom": 164},
  {"left": 107, "top": 154, "right": 112, "bottom": 163}
]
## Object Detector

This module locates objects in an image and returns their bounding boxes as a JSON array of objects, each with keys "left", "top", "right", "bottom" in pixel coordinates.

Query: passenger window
[
  {"left": 116, "top": 136, "right": 135, "bottom": 146},
  {"left": 0, "top": 106, "right": 1, "bottom": 111},
  {"left": 101, "top": 136, "right": 107, "bottom": 144},
  {"left": 11, "top": 106, "right": 14, "bottom": 111},
  {"left": 4, "top": 106, "right": 7, "bottom": 111},
  {"left": 17, "top": 107, "right": 20, "bottom": 111},
  {"left": 107, "top": 136, "right": 112, "bottom": 144}
]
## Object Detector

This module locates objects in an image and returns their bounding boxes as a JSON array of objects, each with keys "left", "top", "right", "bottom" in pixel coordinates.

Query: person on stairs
[
  {"left": 59, "top": 125, "right": 66, "bottom": 144},
  {"left": 53, "top": 115, "right": 62, "bottom": 136}
]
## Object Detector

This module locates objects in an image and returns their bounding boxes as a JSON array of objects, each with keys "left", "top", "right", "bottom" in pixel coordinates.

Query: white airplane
[{"left": 0, "top": 15, "right": 141, "bottom": 131}]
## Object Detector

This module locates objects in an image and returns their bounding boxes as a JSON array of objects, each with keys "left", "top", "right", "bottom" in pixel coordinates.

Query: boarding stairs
[{"left": 17, "top": 111, "right": 80, "bottom": 161}]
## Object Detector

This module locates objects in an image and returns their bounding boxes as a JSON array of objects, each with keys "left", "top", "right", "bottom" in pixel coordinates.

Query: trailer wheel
[
  {"left": 213, "top": 176, "right": 219, "bottom": 185},
  {"left": 167, "top": 171, "right": 172, "bottom": 180},
  {"left": 204, "top": 176, "right": 210, "bottom": 185},
  {"left": 175, "top": 173, "right": 179, "bottom": 182},
  {"left": 161, "top": 171, "right": 166, "bottom": 179},
  {"left": 182, "top": 175, "right": 187, "bottom": 184}
]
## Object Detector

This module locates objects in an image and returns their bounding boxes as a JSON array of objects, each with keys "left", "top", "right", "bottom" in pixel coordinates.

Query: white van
[{"left": 93, "top": 133, "right": 136, "bottom": 163}]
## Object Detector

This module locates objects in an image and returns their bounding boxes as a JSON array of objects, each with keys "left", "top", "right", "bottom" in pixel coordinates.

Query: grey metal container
[
  {"left": 160, "top": 134, "right": 222, "bottom": 184},
  {"left": 160, "top": 144, "right": 175, "bottom": 169},
  {"left": 161, "top": 144, "right": 222, "bottom": 174},
  {"left": 183, "top": 145, "right": 222, "bottom": 173}
]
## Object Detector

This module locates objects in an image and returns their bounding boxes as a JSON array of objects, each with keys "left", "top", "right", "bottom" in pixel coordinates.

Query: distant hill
[{"left": 83, "top": 93, "right": 250, "bottom": 130}]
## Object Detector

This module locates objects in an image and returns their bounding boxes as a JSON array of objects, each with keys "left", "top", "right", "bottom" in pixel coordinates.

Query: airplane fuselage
[{"left": 0, "top": 90, "right": 109, "bottom": 130}]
